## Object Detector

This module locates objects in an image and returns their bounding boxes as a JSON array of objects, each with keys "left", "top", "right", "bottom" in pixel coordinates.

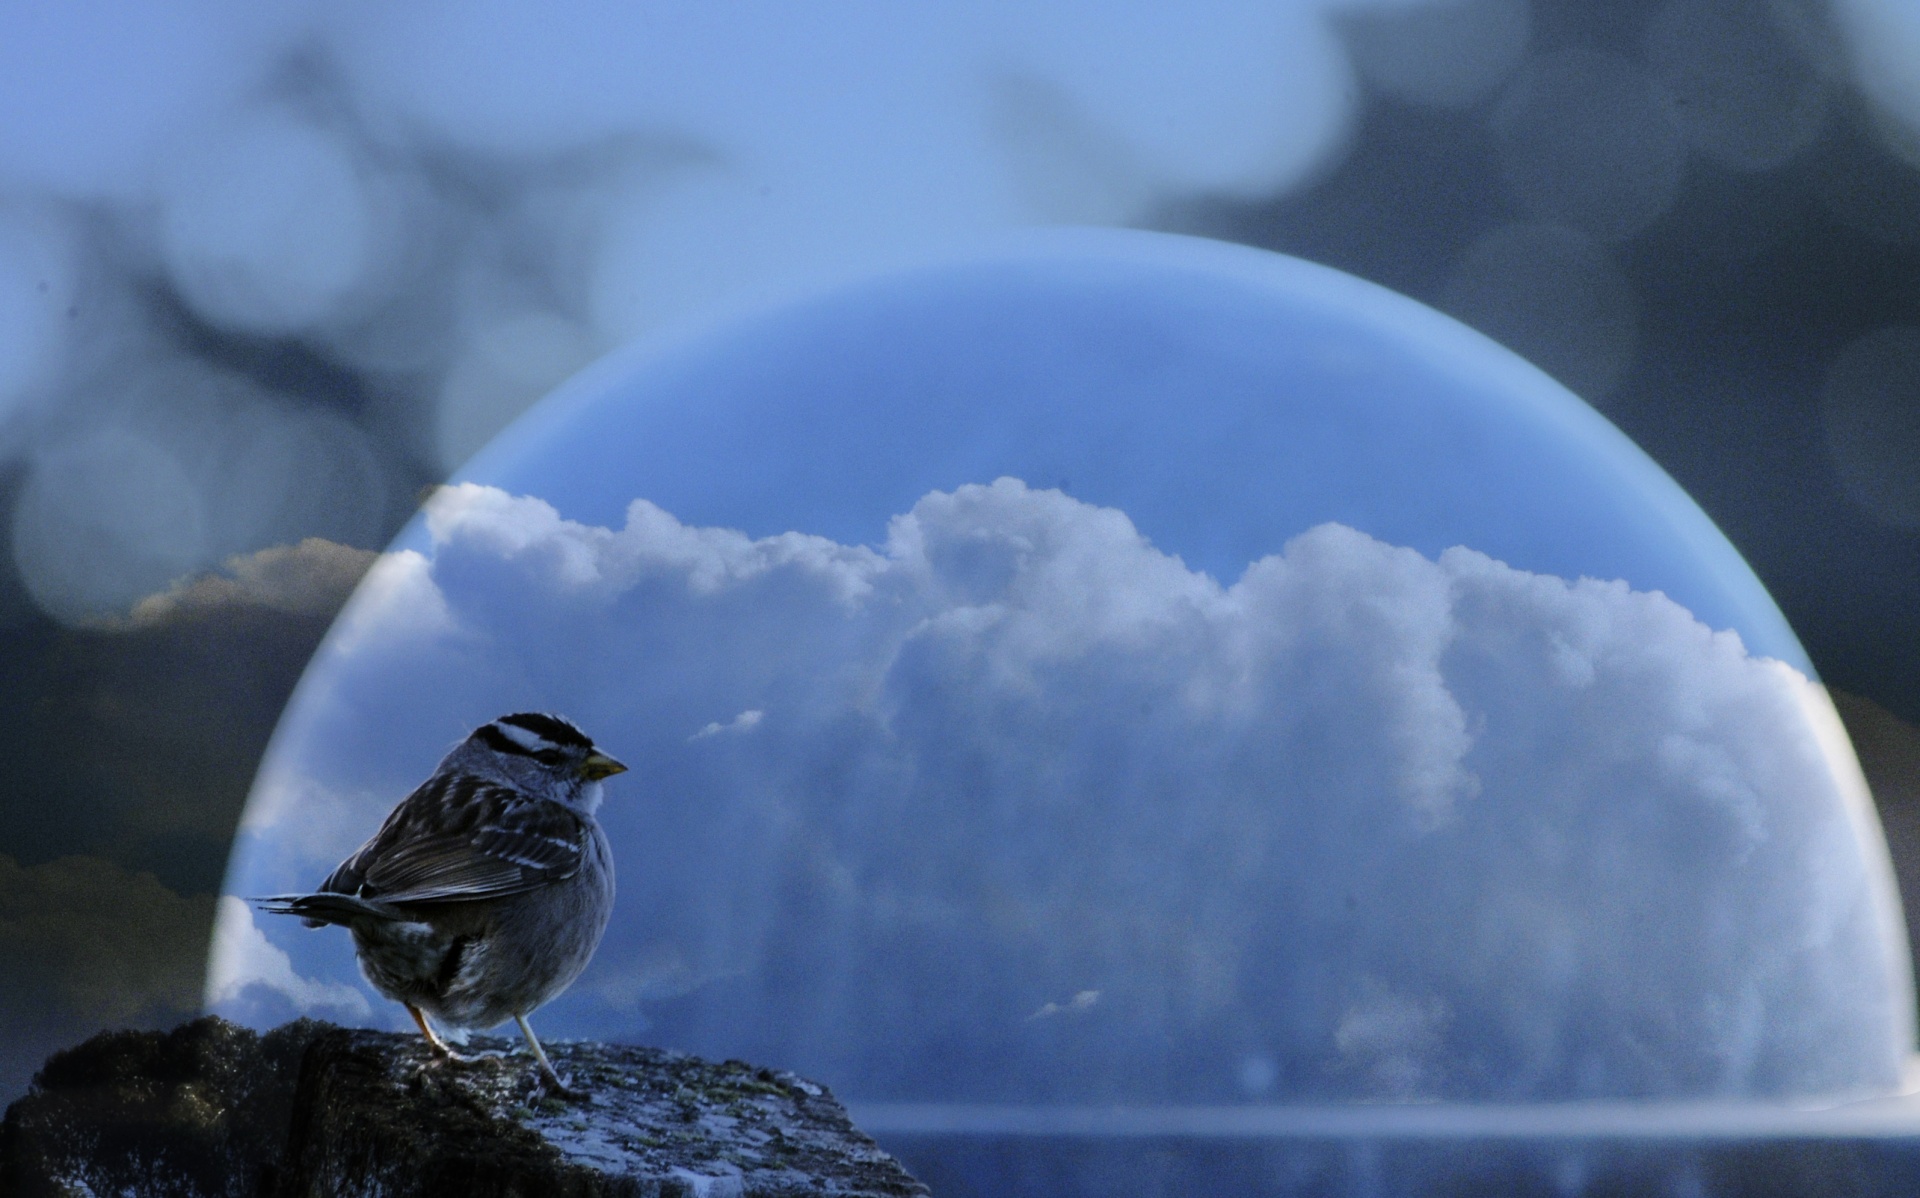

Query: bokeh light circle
[
  {"left": 0, "top": 203, "right": 80, "bottom": 417},
  {"left": 159, "top": 107, "right": 393, "bottom": 335},
  {"left": 11, "top": 359, "right": 391, "bottom": 625},
  {"left": 436, "top": 308, "right": 596, "bottom": 473},
  {"left": 217, "top": 233, "right": 1910, "bottom": 1151},
  {"left": 1644, "top": 0, "right": 1829, "bottom": 172},
  {"left": 1491, "top": 49, "right": 1687, "bottom": 241},
  {"left": 1823, "top": 325, "right": 1920, "bottom": 528},
  {"left": 1439, "top": 222, "right": 1638, "bottom": 403},
  {"left": 13, "top": 425, "right": 209, "bottom": 624},
  {"left": 1341, "top": 0, "right": 1530, "bottom": 111}
]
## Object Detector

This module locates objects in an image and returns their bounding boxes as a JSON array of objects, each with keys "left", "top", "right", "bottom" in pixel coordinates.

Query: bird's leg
[
  {"left": 515, "top": 1013, "right": 585, "bottom": 1099},
  {"left": 407, "top": 1003, "right": 475, "bottom": 1063}
]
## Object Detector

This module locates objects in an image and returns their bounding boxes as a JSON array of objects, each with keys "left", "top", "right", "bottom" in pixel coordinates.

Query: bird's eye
[{"left": 534, "top": 749, "right": 565, "bottom": 766}]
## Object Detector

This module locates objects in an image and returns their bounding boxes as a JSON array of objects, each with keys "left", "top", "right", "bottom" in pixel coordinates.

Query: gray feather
[{"left": 254, "top": 892, "right": 405, "bottom": 929}]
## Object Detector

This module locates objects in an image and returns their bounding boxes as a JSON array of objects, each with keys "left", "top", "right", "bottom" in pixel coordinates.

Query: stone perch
[{"left": 1, "top": 1017, "right": 930, "bottom": 1197}]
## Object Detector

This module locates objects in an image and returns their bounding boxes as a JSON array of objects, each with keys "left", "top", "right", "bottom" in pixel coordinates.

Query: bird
[{"left": 258, "top": 712, "right": 626, "bottom": 1096}]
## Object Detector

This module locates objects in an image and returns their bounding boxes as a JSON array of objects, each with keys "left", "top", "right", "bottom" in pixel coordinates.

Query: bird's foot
[
  {"left": 513, "top": 1012, "right": 587, "bottom": 1100},
  {"left": 535, "top": 1063, "right": 589, "bottom": 1101},
  {"left": 431, "top": 1045, "right": 506, "bottom": 1067},
  {"left": 407, "top": 1003, "right": 490, "bottom": 1066}
]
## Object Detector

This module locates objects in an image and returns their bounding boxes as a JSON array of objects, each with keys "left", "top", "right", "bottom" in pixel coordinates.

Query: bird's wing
[{"left": 322, "top": 771, "right": 589, "bottom": 906}]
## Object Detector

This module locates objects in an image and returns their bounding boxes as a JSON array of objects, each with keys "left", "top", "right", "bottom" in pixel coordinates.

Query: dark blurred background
[{"left": 3, "top": 0, "right": 1920, "bottom": 1103}]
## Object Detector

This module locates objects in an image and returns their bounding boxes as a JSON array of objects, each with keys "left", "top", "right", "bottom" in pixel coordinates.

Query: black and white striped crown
[{"left": 473, "top": 711, "right": 594, "bottom": 759}]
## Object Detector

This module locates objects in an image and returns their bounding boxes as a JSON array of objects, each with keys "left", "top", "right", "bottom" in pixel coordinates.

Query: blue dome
[
  {"left": 467, "top": 230, "right": 1803, "bottom": 670},
  {"left": 213, "top": 231, "right": 1909, "bottom": 1150}
]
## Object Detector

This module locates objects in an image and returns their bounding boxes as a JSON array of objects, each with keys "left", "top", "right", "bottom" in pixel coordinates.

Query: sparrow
[{"left": 260, "top": 712, "right": 624, "bottom": 1096}]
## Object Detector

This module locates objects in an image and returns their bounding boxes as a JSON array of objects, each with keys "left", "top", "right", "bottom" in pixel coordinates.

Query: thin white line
[{"left": 842, "top": 1100, "right": 1920, "bottom": 1141}]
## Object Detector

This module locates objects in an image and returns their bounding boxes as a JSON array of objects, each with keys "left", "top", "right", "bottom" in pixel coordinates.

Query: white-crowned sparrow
[{"left": 259, "top": 712, "right": 625, "bottom": 1095}]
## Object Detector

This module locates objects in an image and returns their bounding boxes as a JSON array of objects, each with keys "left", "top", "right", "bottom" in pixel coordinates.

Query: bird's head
[{"left": 461, "top": 712, "right": 627, "bottom": 808}]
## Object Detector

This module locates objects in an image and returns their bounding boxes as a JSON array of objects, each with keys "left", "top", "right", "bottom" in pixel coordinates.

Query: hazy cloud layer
[
  {"left": 0, "top": 540, "right": 372, "bottom": 1103},
  {"left": 227, "top": 481, "right": 1910, "bottom": 1102},
  {"left": 0, "top": 853, "right": 215, "bottom": 1098},
  {"left": 0, "top": 854, "right": 213, "bottom": 1022},
  {"left": 1834, "top": 690, "right": 1920, "bottom": 1007},
  {"left": 123, "top": 538, "right": 378, "bottom": 627},
  {"left": 0, "top": 539, "right": 375, "bottom": 892}
]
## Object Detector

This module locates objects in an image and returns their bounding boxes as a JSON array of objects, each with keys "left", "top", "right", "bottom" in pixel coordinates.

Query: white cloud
[
  {"left": 1030, "top": 990, "right": 1102, "bottom": 1021},
  {"left": 319, "top": 547, "right": 457, "bottom": 662},
  {"left": 230, "top": 479, "right": 1912, "bottom": 1101},
  {"left": 237, "top": 767, "right": 386, "bottom": 866},
  {"left": 692, "top": 710, "right": 764, "bottom": 741},
  {"left": 204, "top": 896, "right": 371, "bottom": 1020}
]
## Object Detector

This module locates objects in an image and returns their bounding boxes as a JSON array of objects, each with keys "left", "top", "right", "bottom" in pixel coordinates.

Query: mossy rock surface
[{"left": 2, "top": 1017, "right": 928, "bottom": 1198}]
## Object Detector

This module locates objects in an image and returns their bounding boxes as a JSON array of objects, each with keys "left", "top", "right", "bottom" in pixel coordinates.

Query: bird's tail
[{"left": 254, "top": 892, "right": 404, "bottom": 929}]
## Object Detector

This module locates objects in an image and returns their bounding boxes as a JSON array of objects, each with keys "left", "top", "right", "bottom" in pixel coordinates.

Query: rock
[
  {"left": 279, "top": 1028, "right": 930, "bottom": 1197},
  {"left": 2, "top": 1018, "right": 929, "bottom": 1198},
  {"left": 1, "top": 1016, "right": 329, "bottom": 1198}
]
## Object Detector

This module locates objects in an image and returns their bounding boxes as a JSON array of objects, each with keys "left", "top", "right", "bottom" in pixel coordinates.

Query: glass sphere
[{"left": 213, "top": 230, "right": 1910, "bottom": 1187}]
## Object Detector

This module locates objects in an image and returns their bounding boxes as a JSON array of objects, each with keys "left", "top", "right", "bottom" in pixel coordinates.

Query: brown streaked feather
[{"left": 320, "top": 771, "right": 588, "bottom": 906}]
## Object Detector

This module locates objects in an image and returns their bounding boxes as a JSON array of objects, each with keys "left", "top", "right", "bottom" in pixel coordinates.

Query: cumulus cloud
[
  {"left": 123, "top": 539, "right": 377, "bottom": 627},
  {"left": 236, "top": 771, "right": 394, "bottom": 874},
  {"left": 1334, "top": 983, "right": 1449, "bottom": 1098},
  {"left": 226, "top": 479, "right": 1910, "bottom": 1103},
  {"left": 204, "top": 896, "right": 371, "bottom": 1025}
]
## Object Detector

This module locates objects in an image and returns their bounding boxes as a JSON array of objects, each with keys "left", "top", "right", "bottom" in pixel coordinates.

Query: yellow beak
[{"left": 579, "top": 752, "right": 628, "bottom": 781}]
